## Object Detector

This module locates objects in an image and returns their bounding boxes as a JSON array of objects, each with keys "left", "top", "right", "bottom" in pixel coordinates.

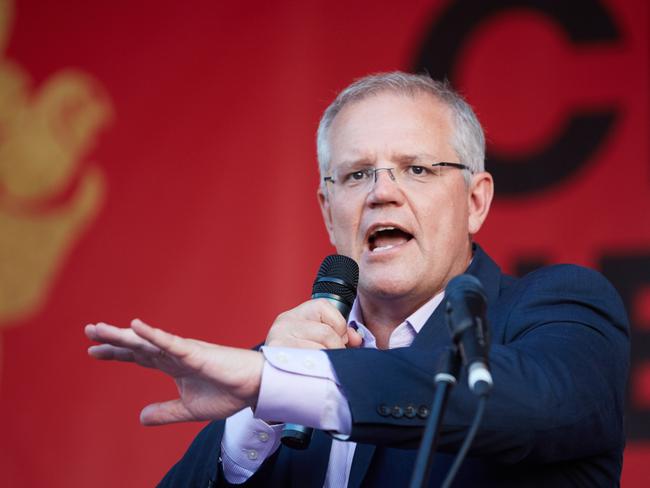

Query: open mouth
[{"left": 367, "top": 226, "right": 414, "bottom": 252}]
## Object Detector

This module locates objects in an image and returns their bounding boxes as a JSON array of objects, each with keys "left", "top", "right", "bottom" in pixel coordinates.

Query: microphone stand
[{"left": 409, "top": 346, "right": 461, "bottom": 488}]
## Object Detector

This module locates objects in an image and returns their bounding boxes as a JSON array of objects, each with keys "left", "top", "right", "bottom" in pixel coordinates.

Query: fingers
[
  {"left": 140, "top": 399, "right": 195, "bottom": 426},
  {"left": 300, "top": 319, "right": 348, "bottom": 348},
  {"left": 88, "top": 344, "right": 136, "bottom": 362},
  {"left": 130, "top": 319, "right": 192, "bottom": 359},
  {"left": 266, "top": 299, "right": 351, "bottom": 350},
  {"left": 266, "top": 319, "right": 348, "bottom": 349},
  {"left": 85, "top": 322, "right": 160, "bottom": 355},
  {"left": 311, "top": 299, "right": 349, "bottom": 337}
]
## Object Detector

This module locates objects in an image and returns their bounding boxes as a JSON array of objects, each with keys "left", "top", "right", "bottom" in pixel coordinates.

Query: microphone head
[
  {"left": 445, "top": 273, "right": 488, "bottom": 340},
  {"left": 445, "top": 273, "right": 486, "bottom": 303},
  {"left": 445, "top": 273, "right": 492, "bottom": 396},
  {"left": 312, "top": 255, "right": 359, "bottom": 307}
]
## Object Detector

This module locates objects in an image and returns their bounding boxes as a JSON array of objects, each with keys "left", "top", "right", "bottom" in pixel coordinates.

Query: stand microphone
[
  {"left": 280, "top": 254, "right": 359, "bottom": 450},
  {"left": 410, "top": 273, "right": 492, "bottom": 488},
  {"left": 445, "top": 274, "right": 492, "bottom": 395}
]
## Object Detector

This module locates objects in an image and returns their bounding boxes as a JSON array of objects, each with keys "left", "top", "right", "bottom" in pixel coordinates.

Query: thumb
[
  {"left": 346, "top": 327, "right": 363, "bottom": 348},
  {"left": 140, "top": 399, "right": 195, "bottom": 426}
]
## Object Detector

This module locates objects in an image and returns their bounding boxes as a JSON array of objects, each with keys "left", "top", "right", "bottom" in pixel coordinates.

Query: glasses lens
[{"left": 329, "top": 163, "right": 466, "bottom": 195}]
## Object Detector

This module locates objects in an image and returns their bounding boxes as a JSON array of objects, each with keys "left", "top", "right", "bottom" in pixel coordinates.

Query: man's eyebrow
[
  {"left": 337, "top": 157, "right": 376, "bottom": 169},
  {"left": 393, "top": 153, "right": 437, "bottom": 164}
]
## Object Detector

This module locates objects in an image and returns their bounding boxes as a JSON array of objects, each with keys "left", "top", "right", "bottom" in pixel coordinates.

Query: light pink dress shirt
[{"left": 221, "top": 292, "right": 444, "bottom": 487}]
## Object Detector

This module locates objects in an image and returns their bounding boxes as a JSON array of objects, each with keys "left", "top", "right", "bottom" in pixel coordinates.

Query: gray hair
[{"left": 316, "top": 72, "right": 485, "bottom": 185}]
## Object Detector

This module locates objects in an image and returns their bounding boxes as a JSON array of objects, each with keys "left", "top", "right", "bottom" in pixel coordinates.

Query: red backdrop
[{"left": 0, "top": 0, "right": 647, "bottom": 486}]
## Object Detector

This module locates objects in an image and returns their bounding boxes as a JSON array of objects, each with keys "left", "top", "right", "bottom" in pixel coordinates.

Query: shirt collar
[
  {"left": 347, "top": 255, "right": 473, "bottom": 347},
  {"left": 348, "top": 290, "right": 445, "bottom": 339}
]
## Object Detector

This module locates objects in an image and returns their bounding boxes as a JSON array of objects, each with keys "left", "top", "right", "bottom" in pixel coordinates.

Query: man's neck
[{"left": 358, "top": 293, "right": 434, "bottom": 349}]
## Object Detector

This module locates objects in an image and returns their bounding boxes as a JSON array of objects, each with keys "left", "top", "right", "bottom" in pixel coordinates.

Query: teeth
[
  {"left": 372, "top": 245, "right": 395, "bottom": 252},
  {"left": 370, "top": 226, "right": 396, "bottom": 239}
]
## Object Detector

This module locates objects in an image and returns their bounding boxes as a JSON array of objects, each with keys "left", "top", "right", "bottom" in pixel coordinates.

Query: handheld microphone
[
  {"left": 444, "top": 274, "right": 493, "bottom": 396},
  {"left": 280, "top": 254, "right": 359, "bottom": 450}
]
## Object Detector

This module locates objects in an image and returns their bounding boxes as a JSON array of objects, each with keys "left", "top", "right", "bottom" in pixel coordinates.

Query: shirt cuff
[
  {"left": 221, "top": 407, "right": 283, "bottom": 484},
  {"left": 254, "top": 346, "right": 352, "bottom": 435}
]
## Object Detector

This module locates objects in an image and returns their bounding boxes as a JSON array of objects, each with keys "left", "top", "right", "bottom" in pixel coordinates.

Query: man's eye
[
  {"left": 345, "top": 170, "right": 368, "bottom": 182},
  {"left": 407, "top": 165, "right": 429, "bottom": 176}
]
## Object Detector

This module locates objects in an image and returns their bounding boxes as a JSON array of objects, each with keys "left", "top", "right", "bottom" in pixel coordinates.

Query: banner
[{"left": 0, "top": 0, "right": 647, "bottom": 485}]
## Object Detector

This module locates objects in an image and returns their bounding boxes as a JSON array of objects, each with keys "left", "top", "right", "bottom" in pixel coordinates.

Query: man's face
[{"left": 318, "top": 92, "right": 491, "bottom": 306}]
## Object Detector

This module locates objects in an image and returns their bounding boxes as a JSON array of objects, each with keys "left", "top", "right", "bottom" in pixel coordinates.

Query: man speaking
[{"left": 85, "top": 72, "right": 629, "bottom": 487}]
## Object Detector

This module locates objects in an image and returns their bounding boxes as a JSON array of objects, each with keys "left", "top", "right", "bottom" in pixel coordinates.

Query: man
[{"left": 86, "top": 72, "right": 629, "bottom": 487}]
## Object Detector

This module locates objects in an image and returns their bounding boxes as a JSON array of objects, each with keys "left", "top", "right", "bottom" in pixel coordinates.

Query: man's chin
[{"left": 358, "top": 273, "right": 421, "bottom": 301}]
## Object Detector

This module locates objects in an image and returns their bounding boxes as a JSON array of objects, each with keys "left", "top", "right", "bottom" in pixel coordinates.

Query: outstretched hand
[{"left": 85, "top": 319, "right": 264, "bottom": 426}]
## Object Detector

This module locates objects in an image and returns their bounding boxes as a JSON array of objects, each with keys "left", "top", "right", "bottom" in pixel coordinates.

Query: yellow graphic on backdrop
[{"left": 0, "top": 0, "right": 112, "bottom": 332}]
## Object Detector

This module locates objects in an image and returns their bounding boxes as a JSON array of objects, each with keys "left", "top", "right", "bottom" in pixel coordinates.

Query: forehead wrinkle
[
  {"left": 337, "top": 152, "right": 444, "bottom": 170},
  {"left": 329, "top": 93, "right": 458, "bottom": 170}
]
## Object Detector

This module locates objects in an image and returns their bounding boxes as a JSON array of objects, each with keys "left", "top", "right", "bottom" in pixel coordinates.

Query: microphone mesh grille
[{"left": 312, "top": 255, "right": 359, "bottom": 306}]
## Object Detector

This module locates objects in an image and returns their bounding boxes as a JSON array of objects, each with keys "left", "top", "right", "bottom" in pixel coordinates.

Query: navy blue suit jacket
[{"left": 159, "top": 245, "right": 629, "bottom": 487}]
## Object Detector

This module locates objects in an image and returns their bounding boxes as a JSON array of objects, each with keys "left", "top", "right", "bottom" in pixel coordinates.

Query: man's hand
[
  {"left": 85, "top": 319, "right": 264, "bottom": 426},
  {"left": 265, "top": 298, "right": 362, "bottom": 349}
]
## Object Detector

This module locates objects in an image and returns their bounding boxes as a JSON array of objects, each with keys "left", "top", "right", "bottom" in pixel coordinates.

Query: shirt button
[
  {"left": 276, "top": 352, "right": 289, "bottom": 364},
  {"left": 257, "top": 432, "right": 269, "bottom": 442},
  {"left": 303, "top": 358, "right": 315, "bottom": 369},
  {"left": 247, "top": 449, "right": 258, "bottom": 460}
]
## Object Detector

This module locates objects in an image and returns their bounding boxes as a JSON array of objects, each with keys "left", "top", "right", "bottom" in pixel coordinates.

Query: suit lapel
[
  {"left": 411, "top": 297, "right": 450, "bottom": 350},
  {"left": 413, "top": 244, "right": 502, "bottom": 350},
  {"left": 467, "top": 245, "right": 501, "bottom": 306}
]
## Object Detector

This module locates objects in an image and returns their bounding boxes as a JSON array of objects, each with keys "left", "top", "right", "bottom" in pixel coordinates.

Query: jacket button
[
  {"left": 404, "top": 405, "right": 416, "bottom": 418},
  {"left": 391, "top": 406, "right": 404, "bottom": 418},
  {"left": 417, "top": 405, "right": 430, "bottom": 419},
  {"left": 377, "top": 404, "right": 391, "bottom": 416}
]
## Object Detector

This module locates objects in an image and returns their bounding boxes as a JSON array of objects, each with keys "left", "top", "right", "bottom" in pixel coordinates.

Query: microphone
[
  {"left": 280, "top": 254, "right": 359, "bottom": 450},
  {"left": 444, "top": 274, "right": 493, "bottom": 396}
]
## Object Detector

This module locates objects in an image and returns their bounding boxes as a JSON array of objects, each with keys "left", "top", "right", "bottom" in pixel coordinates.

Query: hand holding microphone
[{"left": 265, "top": 256, "right": 361, "bottom": 351}]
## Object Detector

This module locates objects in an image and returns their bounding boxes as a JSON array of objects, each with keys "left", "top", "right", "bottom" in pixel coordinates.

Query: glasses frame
[{"left": 323, "top": 162, "right": 474, "bottom": 186}]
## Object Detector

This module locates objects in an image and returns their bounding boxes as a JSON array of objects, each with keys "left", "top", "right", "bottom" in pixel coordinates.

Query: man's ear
[
  {"left": 317, "top": 187, "right": 337, "bottom": 247},
  {"left": 467, "top": 172, "right": 494, "bottom": 235}
]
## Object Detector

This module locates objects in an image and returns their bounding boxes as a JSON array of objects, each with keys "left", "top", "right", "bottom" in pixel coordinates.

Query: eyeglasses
[{"left": 323, "top": 162, "right": 473, "bottom": 195}]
